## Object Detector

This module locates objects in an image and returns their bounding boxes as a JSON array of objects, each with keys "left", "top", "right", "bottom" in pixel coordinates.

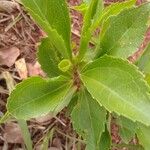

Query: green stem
[
  {"left": 0, "top": 111, "right": 10, "bottom": 124},
  {"left": 56, "top": 128, "right": 85, "bottom": 143},
  {"left": 18, "top": 120, "right": 33, "bottom": 150},
  {"left": 3, "top": 71, "right": 33, "bottom": 150}
]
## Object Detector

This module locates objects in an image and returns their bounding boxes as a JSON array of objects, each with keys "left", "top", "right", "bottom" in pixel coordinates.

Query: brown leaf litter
[{"left": 0, "top": 47, "right": 20, "bottom": 67}]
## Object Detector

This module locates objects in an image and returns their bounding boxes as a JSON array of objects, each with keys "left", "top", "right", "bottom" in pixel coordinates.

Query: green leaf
[
  {"left": 145, "top": 74, "right": 150, "bottom": 85},
  {"left": 81, "top": 55, "right": 150, "bottom": 126},
  {"left": 83, "top": 0, "right": 91, "bottom": 4},
  {"left": 137, "top": 124, "right": 150, "bottom": 150},
  {"left": 83, "top": 48, "right": 95, "bottom": 62},
  {"left": 66, "top": 94, "right": 78, "bottom": 115},
  {"left": 58, "top": 59, "right": 72, "bottom": 72},
  {"left": 71, "top": 90, "right": 106, "bottom": 150},
  {"left": 99, "top": 126, "right": 111, "bottom": 150},
  {"left": 96, "top": 3, "right": 150, "bottom": 59},
  {"left": 41, "top": 128, "right": 54, "bottom": 150},
  {"left": 78, "top": 0, "right": 103, "bottom": 60},
  {"left": 136, "top": 43, "right": 150, "bottom": 74},
  {"left": 7, "top": 76, "right": 76, "bottom": 120},
  {"left": 71, "top": 3, "right": 88, "bottom": 15},
  {"left": 37, "top": 38, "right": 62, "bottom": 77},
  {"left": 118, "top": 116, "right": 136, "bottom": 143},
  {"left": 91, "top": 0, "right": 136, "bottom": 31},
  {"left": 21, "top": 0, "right": 72, "bottom": 59}
]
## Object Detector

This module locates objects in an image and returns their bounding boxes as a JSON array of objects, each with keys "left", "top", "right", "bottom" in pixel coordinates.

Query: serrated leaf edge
[
  {"left": 25, "top": 6, "right": 71, "bottom": 59},
  {"left": 99, "top": 2, "right": 150, "bottom": 58},
  {"left": 71, "top": 91, "right": 107, "bottom": 146},
  {"left": 7, "top": 76, "right": 73, "bottom": 119},
  {"left": 80, "top": 55, "right": 150, "bottom": 126}
]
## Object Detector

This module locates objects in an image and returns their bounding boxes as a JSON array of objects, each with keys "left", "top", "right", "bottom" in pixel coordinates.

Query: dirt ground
[{"left": 0, "top": 0, "right": 150, "bottom": 150}]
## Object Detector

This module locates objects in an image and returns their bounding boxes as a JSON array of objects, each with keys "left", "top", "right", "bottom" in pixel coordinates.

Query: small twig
[
  {"left": 20, "top": 9, "right": 35, "bottom": 30},
  {"left": 0, "top": 13, "right": 9, "bottom": 17},
  {"left": 56, "top": 128, "right": 85, "bottom": 143},
  {"left": 5, "top": 13, "right": 22, "bottom": 32},
  {"left": 25, "top": 29, "right": 36, "bottom": 44},
  {"left": 71, "top": 30, "right": 81, "bottom": 38},
  {"left": 12, "top": 26, "right": 23, "bottom": 39},
  {"left": 0, "top": 16, "right": 12, "bottom": 24},
  {"left": 54, "top": 116, "right": 66, "bottom": 127},
  {"left": 34, "top": 122, "right": 55, "bottom": 148},
  {"left": 72, "top": 134, "right": 76, "bottom": 150}
]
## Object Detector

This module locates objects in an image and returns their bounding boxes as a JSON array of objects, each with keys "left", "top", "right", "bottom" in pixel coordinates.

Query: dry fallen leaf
[
  {"left": 27, "top": 61, "right": 46, "bottom": 77},
  {"left": 2, "top": 71, "right": 16, "bottom": 93},
  {"left": 0, "top": 47, "right": 20, "bottom": 67},
  {"left": 15, "top": 58, "right": 28, "bottom": 79},
  {"left": 53, "top": 138, "right": 63, "bottom": 150},
  {"left": 36, "top": 114, "right": 53, "bottom": 124},
  {"left": 4, "top": 122, "right": 23, "bottom": 144},
  {"left": 0, "top": 1, "right": 19, "bottom": 13}
]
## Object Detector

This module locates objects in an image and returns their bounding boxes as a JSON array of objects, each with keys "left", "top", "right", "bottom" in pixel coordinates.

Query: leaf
[
  {"left": 21, "top": 0, "right": 72, "bottom": 59},
  {"left": 136, "top": 43, "right": 150, "bottom": 74},
  {"left": 119, "top": 126, "right": 135, "bottom": 144},
  {"left": 83, "top": 0, "right": 91, "bottom": 4},
  {"left": 0, "top": 47, "right": 20, "bottom": 67},
  {"left": 99, "top": 126, "right": 111, "bottom": 150},
  {"left": 41, "top": 128, "right": 54, "bottom": 150},
  {"left": 83, "top": 48, "right": 95, "bottom": 62},
  {"left": 136, "top": 124, "right": 150, "bottom": 150},
  {"left": 145, "top": 74, "right": 150, "bottom": 85},
  {"left": 66, "top": 94, "right": 78, "bottom": 115},
  {"left": 7, "top": 76, "right": 76, "bottom": 120},
  {"left": 91, "top": 0, "right": 136, "bottom": 31},
  {"left": 96, "top": 3, "right": 150, "bottom": 59},
  {"left": 78, "top": 0, "right": 103, "bottom": 60},
  {"left": 37, "top": 38, "right": 62, "bottom": 77},
  {"left": 81, "top": 55, "right": 150, "bottom": 126},
  {"left": 0, "top": 1, "right": 19, "bottom": 13},
  {"left": 71, "top": 90, "right": 106, "bottom": 150},
  {"left": 58, "top": 59, "right": 72, "bottom": 72},
  {"left": 4, "top": 122, "right": 24, "bottom": 143},
  {"left": 117, "top": 116, "right": 136, "bottom": 143},
  {"left": 71, "top": 3, "right": 88, "bottom": 15}
]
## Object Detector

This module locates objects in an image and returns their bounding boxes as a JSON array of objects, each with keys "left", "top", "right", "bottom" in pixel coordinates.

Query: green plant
[{"left": 1, "top": 0, "right": 150, "bottom": 149}]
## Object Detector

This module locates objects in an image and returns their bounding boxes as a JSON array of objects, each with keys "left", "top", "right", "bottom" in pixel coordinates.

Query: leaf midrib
[
  {"left": 81, "top": 74, "right": 150, "bottom": 121},
  {"left": 83, "top": 91, "right": 96, "bottom": 148},
  {"left": 8, "top": 82, "right": 70, "bottom": 112}
]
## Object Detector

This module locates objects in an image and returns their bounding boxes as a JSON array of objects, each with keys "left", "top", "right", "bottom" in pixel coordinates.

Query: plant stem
[
  {"left": 18, "top": 120, "right": 33, "bottom": 150},
  {"left": 56, "top": 128, "right": 85, "bottom": 143},
  {"left": 0, "top": 111, "right": 10, "bottom": 124},
  {"left": 3, "top": 71, "right": 33, "bottom": 150}
]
